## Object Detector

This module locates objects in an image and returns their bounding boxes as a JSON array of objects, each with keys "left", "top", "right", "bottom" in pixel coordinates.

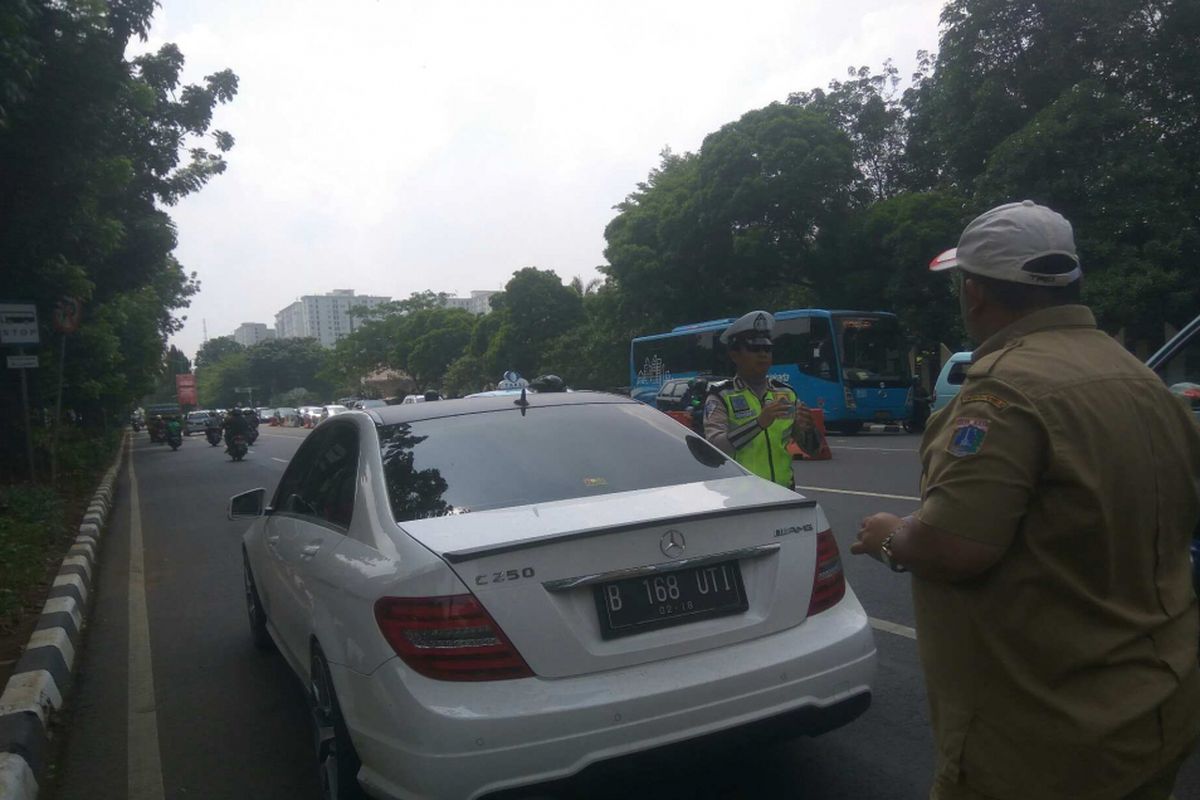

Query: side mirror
[{"left": 228, "top": 488, "right": 267, "bottom": 520}]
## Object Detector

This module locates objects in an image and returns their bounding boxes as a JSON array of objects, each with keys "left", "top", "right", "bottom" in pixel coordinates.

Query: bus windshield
[{"left": 835, "top": 315, "right": 910, "bottom": 386}]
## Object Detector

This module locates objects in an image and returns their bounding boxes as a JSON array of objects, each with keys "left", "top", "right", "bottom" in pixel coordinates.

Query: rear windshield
[{"left": 377, "top": 403, "right": 743, "bottom": 522}]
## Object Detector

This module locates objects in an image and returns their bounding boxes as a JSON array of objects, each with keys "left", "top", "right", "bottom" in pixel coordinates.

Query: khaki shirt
[{"left": 915, "top": 306, "right": 1200, "bottom": 800}]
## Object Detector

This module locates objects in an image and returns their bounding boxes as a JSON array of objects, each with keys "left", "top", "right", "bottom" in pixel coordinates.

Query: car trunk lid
[{"left": 397, "top": 477, "right": 829, "bottom": 678}]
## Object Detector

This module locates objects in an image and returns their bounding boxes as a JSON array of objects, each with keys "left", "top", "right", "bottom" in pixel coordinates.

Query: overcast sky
[{"left": 136, "top": 0, "right": 944, "bottom": 361}]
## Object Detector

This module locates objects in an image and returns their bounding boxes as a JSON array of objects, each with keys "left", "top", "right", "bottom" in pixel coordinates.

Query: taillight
[
  {"left": 843, "top": 386, "right": 857, "bottom": 410},
  {"left": 807, "top": 530, "right": 846, "bottom": 616},
  {"left": 374, "top": 595, "right": 534, "bottom": 681}
]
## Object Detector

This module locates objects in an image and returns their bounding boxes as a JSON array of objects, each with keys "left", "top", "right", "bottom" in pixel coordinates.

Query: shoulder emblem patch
[
  {"left": 947, "top": 417, "right": 990, "bottom": 457},
  {"left": 728, "top": 394, "right": 755, "bottom": 419},
  {"left": 960, "top": 393, "right": 1008, "bottom": 410}
]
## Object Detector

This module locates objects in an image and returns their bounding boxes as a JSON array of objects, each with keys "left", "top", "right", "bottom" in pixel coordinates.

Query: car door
[
  {"left": 1150, "top": 318, "right": 1200, "bottom": 422},
  {"left": 269, "top": 422, "right": 361, "bottom": 665}
]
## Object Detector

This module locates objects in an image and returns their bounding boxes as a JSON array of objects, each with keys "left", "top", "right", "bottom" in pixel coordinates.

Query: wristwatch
[{"left": 879, "top": 529, "right": 908, "bottom": 573}]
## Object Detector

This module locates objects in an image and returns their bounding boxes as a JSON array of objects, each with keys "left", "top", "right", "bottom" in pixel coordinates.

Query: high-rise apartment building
[
  {"left": 232, "top": 322, "right": 276, "bottom": 347},
  {"left": 442, "top": 290, "right": 498, "bottom": 315},
  {"left": 274, "top": 289, "right": 391, "bottom": 347}
]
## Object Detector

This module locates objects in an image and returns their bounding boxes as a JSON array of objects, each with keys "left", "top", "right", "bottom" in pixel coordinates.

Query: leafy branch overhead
[{"left": 0, "top": 0, "right": 239, "bottom": 445}]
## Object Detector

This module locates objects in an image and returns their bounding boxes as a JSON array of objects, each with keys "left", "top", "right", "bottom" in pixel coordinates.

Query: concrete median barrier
[{"left": 0, "top": 432, "right": 129, "bottom": 800}]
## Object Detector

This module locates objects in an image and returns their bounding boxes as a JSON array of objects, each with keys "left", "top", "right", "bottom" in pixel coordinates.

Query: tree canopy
[{"left": 1, "top": 0, "right": 238, "bottom": 478}]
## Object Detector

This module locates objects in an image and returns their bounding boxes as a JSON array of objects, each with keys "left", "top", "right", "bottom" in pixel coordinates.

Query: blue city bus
[{"left": 630, "top": 309, "right": 913, "bottom": 432}]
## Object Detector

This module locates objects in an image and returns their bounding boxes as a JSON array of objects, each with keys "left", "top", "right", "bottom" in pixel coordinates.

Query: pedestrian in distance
[
  {"left": 851, "top": 200, "right": 1200, "bottom": 800},
  {"left": 703, "top": 310, "right": 814, "bottom": 490}
]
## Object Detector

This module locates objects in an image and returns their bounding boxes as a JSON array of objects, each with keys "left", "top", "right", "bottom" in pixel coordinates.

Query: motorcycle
[
  {"left": 166, "top": 427, "right": 183, "bottom": 451},
  {"left": 228, "top": 434, "right": 249, "bottom": 462},
  {"left": 205, "top": 427, "right": 222, "bottom": 447},
  {"left": 247, "top": 427, "right": 259, "bottom": 445}
]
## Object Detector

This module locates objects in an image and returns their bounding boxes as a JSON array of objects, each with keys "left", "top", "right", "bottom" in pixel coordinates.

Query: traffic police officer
[
  {"left": 703, "top": 310, "right": 813, "bottom": 489},
  {"left": 852, "top": 201, "right": 1200, "bottom": 799}
]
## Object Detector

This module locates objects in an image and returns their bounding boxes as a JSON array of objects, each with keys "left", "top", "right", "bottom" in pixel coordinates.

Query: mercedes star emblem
[{"left": 660, "top": 529, "right": 686, "bottom": 558}]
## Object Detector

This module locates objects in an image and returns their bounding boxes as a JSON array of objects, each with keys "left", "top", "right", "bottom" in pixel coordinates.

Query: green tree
[
  {"left": 194, "top": 335, "right": 243, "bottom": 368},
  {"left": 442, "top": 354, "right": 488, "bottom": 397},
  {"left": 244, "top": 338, "right": 331, "bottom": 402},
  {"left": 604, "top": 105, "right": 857, "bottom": 332},
  {"left": 0, "top": 0, "right": 238, "bottom": 462},
  {"left": 483, "top": 268, "right": 583, "bottom": 378},
  {"left": 788, "top": 61, "right": 910, "bottom": 201},
  {"left": 405, "top": 309, "right": 475, "bottom": 389},
  {"left": 538, "top": 283, "right": 632, "bottom": 390}
]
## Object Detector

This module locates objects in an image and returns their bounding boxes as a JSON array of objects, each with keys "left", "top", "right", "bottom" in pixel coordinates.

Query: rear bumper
[{"left": 335, "top": 593, "right": 876, "bottom": 800}]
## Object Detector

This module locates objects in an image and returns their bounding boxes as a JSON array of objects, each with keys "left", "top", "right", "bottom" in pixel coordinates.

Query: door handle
[{"left": 300, "top": 543, "right": 321, "bottom": 559}]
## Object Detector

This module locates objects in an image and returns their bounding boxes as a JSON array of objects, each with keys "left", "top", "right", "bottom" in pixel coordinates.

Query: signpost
[
  {"left": 2, "top": 303, "right": 40, "bottom": 481},
  {"left": 234, "top": 386, "right": 255, "bottom": 408}
]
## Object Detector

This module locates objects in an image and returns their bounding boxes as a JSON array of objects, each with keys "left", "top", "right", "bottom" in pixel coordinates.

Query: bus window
[
  {"left": 632, "top": 331, "right": 723, "bottom": 387},
  {"left": 775, "top": 316, "right": 836, "bottom": 382},
  {"left": 835, "top": 316, "right": 911, "bottom": 386}
]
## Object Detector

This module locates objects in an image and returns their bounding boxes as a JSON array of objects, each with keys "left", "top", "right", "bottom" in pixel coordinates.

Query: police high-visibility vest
[{"left": 718, "top": 381, "right": 796, "bottom": 486}]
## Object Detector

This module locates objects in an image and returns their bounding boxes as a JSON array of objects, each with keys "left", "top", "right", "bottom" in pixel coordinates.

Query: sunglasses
[{"left": 737, "top": 343, "right": 773, "bottom": 353}]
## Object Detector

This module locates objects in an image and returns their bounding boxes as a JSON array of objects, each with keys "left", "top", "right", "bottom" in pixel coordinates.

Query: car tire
[
  {"left": 310, "top": 646, "right": 366, "bottom": 800},
  {"left": 243, "top": 553, "right": 274, "bottom": 652}
]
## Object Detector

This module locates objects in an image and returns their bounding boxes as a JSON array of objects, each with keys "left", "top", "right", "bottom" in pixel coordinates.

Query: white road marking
[
  {"left": 127, "top": 443, "right": 166, "bottom": 800},
  {"left": 830, "top": 445, "right": 918, "bottom": 453},
  {"left": 271, "top": 457, "right": 288, "bottom": 463},
  {"left": 870, "top": 617, "right": 917, "bottom": 640},
  {"left": 795, "top": 485, "right": 921, "bottom": 502},
  {"left": 256, "top": 431, "right": 308, "bottom": 439}
]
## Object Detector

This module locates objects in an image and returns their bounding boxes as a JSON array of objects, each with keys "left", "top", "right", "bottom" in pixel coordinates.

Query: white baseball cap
[
  {"left": 720, "top": 310, "right": 774, "bottom": 345},
  {"left": 929, "top": 200, "right": 1081, "bottom": 287}
]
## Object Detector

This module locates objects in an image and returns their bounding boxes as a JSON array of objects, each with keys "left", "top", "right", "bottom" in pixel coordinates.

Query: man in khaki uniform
[{"left": 851, "top": 201, "right": 1200, "bottom": 800}]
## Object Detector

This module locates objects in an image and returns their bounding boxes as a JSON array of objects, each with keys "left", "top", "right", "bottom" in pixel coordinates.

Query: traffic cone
[{"left": 788, "top": 407, "right": 833, "bottom": 460}]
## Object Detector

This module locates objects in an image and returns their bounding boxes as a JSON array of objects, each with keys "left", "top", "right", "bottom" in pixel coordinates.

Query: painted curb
[{"left": 0, "top": 432, "right": 128, "bottom": 800}]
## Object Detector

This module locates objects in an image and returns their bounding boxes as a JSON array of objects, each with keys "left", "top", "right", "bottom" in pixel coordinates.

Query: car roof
[{"left": 366, "top": 390, "right": 633, "bottom": 425}]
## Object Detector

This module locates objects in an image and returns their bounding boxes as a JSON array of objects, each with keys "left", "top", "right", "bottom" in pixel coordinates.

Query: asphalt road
[{"left": 43, "top": 427, "right": 1200, "bottom": 799}]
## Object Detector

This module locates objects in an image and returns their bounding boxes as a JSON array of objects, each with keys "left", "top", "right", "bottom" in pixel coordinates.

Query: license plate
[
  {"left": 593, "top": 560, "right": 747, "bottom": 639},
  {"left": 874, "top": 411, "right": 891, "bottom": 420}
]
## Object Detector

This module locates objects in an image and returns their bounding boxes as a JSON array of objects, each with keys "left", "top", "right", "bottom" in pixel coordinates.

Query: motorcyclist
[
  {"left": 222, "top": 407, "right": 252, "bottom": 451},
  {"left": 164, "top": 414, "right": 183, "bottom": 440}
]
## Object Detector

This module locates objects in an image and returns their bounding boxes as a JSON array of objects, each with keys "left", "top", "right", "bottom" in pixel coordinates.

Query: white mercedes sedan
[{"left": 231, "top": 392, "right": 876, "bottom": 800}]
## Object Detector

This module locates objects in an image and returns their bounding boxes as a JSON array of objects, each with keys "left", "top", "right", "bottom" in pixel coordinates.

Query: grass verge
[{"left": 0, "top": 428, "right": 121, "bottom": 632}]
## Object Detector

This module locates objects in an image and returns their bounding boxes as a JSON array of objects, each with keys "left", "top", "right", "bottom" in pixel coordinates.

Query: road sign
[
  {"left": 7, "top": 355, "right": 38, "bottom": 369},
  {"left": 0, "top": 304, "right": 39, "bottom": 345},
  {"left": 53, "top": 296, "right": 83, "bottom": 333},
  {"left": 176, "top": 373, "right": 198, "bottom": 405}
]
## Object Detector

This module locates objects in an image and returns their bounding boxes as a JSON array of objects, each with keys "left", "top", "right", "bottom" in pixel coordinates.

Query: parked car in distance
[
  {"left": 654, "top": 376, "right": 719, "bottom": 413},
  {"left": 353, "top": 399, "right": 388, "bottom": 410},
  {"left": 233, "top": 392, "right": 875, "bottom": 800},
  {"left": 1146, "top": 313, "right": 1200, "bottom": 595},
  {"left": 184, "top": 409, "right": 217, "bottom": 435},
  {"left": 931, "top": 352, "right": 972, "bottom": 413}
]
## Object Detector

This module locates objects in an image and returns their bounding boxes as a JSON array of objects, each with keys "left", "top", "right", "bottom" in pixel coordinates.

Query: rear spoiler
[{"left": 440, "top": 496, "right": 817, "bottom": 564}]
